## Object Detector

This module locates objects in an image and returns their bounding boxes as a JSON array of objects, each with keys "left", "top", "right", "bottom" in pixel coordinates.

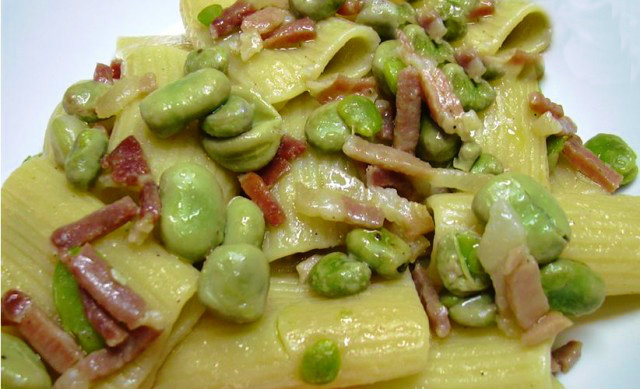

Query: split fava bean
[
  {"left": 289, "top": 0, "right": 345, "bottom": 20},
  {"left": 198, "top": 243, "right": 270, "bottom": 323},
  {"left": 540, "top": 259, "right": 605, "bottom": 317},
  {"left": 223, "top": 196, "right": 265, "bottom": 247},
  {"left": 443, "top": 63, "right": 496, "bottom": 112},
  {"left": 1, "top": 333, "right": 52, "bottom": 389},
  {"left": 337, "top": 95, "right": 382, "bottom": 138},
  {"left": 402, "top": 24, "right": 453, "bottom": 64},
  {"left": 436, "top": 230, "right": 490, "bottom": 296},
  {"left": 308, "top": 252, "right": 371, "bottom": 298},
  {"left": 50, "top": 114, "right": 90, "bottom": 167},
  {"left": 184, "top": 46, "right": 229, "bottom": 74},
  {"left": 346, "top": 228, "right": 411, "bottom": 278},
  {"left": 473, "top": 172, "right": 571, "bottom": 264},
  {"left": 356, "top": 0, "right": 401, "bottom": 40},
  {"left": 62, "top": 80, "right": 111, "bottom": 122},
  {"left": 453, "top": 141, "right": 482, "bottom": 172},
  {"left": 300, "top": 338, "right": 341, "bottom": 385},
  {"left": 417, "top": 115, "right": 461, "bottom": 164},
  {"left": 305, "top": 101, "right": 350, "bottom": 152},
  {"left": 470, "top": 153, "right": 504, "bottom": 175},
  {"left": 448, "top": 293, "right": 497, "bottom": 327},
  {"left": 372, "top": 40, "right": 406, "bottom": 95},
  {"left": 202, "top": 95, "right": 255, "bottom": 138},
  {"left": 160, "top": 162, "right": 225, "bottom": 262},
  {"left": 585, "top": 133, "right": 638, "bottom": 186},
  {"left": 64, "top": 127, "right": 108, "bottom": 190},
  {"left": 140, "top": 68, "right": 231, "bottom": 138}
]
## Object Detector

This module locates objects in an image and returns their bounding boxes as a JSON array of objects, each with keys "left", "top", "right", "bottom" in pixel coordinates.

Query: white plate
[{"left": 1, "top": 1, "right": 639, "bottom": 388}]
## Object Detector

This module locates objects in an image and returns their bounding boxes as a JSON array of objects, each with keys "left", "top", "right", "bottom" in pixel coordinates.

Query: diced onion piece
[
  {"left": 95, "top": 73, "right": 157, "bottom": 119},
  {"left": 296, "top": 254, "right": 323, "bottom": 284}
]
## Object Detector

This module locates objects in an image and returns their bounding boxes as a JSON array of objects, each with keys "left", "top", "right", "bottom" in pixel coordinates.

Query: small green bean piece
[
  {"left": 64, "top": 127, "right": 108, "bottom": 190},
  {"left": 453, "top": 141, "right": 482, "bottom": 172},
  {"left": 160, "top": 162, "right": 225, "bottom": 262},
  {"left": 439, "top": 291, "right": 464, "bottom": 308},
  {"left": 417, "top": 115, "right": 461, "bottom": 164},
  {"left": 308, "top": 252, "right": 371, "bottom": 298},
  {"left": 199, "top": 244, "right": 270, "bottom": 323},
  {"left": 203, "top": 119, "right": 282, "bottom": 172},
  {"left": 346, "top": 228, "right": 411, "bottom": 278},
  {"left": 223, "top": 196, "right": 265, "bottom": 247},
  {"left": 53, "top": 262, "right": 105, "bottom": 352},
  {"left": 299, "top": 338, "right": 341, "bottom": 385},
  {"left": 289, "top": 0, "right": 345, "bottom": 20},
  {"left": 443, "top": 63, "right": 496, "bottom": 112},
  {"left": 540, "top": 259, "right": 605, "bottom": 317},
  {"left": 448, "top": 294, "right": 497, "bottom": 327},
  {"left": 337, "top": 95, "right": 382, "bottom": 138},
  {"left": 585, "top": 133, "right": 638, "bottom": 186},
  {"left": 197, "top": 4, "right": 223, "bottom": 26},
  {"left": 470, "top": 153, "right": 504, "bottom": 175},
  {"left": 436, "top": 231, "right": 490, "bottom": 296},
  {"left": 184, "top": 46, "right": 230, "bottom": 74},
  {"left": 402, "top": 24, "right": 453, "bottom": 64},
  {"left": 372, "top": 40, "right": 406, "bottom": 95},
  {"left": 546, "top": 135, "right": 568, "bottom": 173},
  {"left": 436, "top": 0, "right": 475, "bottom": 41},
  {"left": 50, "top": 114, "right": 90, "bottom": 167},
  {"left": 1, "top": 333, "right": 52, "bottom": 389},
  {"left": 305, "top": 102, "right": 350, "bottom": 152},
  {"left": 397, "top": 3, "right": 417, "bottom": 26},
  {"left": 473, "top": 173, "right": 571, "bottom": 263},
  {"left": 202, "top": 95, "right": 255, "bottom": 138},
  {"left": 356, "top": 0, "right": 401, "bottom": 40},
  {"left": 140, "top": 68, "right": 231, "bottom": 138},
  {"left": 62, "top": 80, "right": 111, "bottom": 122}
]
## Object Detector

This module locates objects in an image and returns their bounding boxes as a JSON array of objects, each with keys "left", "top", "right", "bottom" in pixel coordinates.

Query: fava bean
[
  {"left": 346, "top": 228, "right": 411, "bottom": 278},
  {"left": 62, "top": 80, "right": 111, "bottom": 122},
  {"left": 305, "top": 102, "right": 350, "bottom": 152},
  {"left": 372, "top": 40, "right": 406, "bottom": 95},
  {"left": 546, "top": 135, "right": 568, "bottom": 173},
  {"left": 473, "top": 173, "right": 571, "bottom": 263},
  {"left": 198, "top": 244, "right": 270, "bottom": 323},
  {"left": 436, "top": 231, "right": 490, "bottom": 296},
  {"left": 470, "top": 153, "right": 504, "bottom": 175},
  {"left": 1, "top": 333, "right": 52, "bottom": 389},
  {"left": 402, "top": 24, "right": 453, "bottom": 64},
  {"left": 356, "top": 0, "right": 401, "bottom": 40},
  {"left": 289, "top": 0, "right": 345, "bottom": 20},
  {"left": 448, "top": 293, "right": 497, "bottom": 327},
  {"left": 197, "top": 4, "right": 223, "bottom": 27},
  {"left": 140, "top": 68, "right": 231, "bottom": 138},
  {"left": 436, "top": 0, "right": 475, "bottom": 41},
  {"left": 299, "top": 338, "right": 341, "bottom": 385},
  {"left": 308, "top": 252, "right": 371, "bottom": 298},
  {"left": 50, "top": 114, "right": 89, "bottom": 167},
  {"left": 223, "top": 196, "right": 265, "bottom": 247},
  {"left": 184, "top": 46, "right": 229, "bottom": 74},
  {"left": 397, "top": 3, "right": 417, "bottom": 26},
  {"left": 337, "top": 95, "right": 382, "bottom": 138},
  {"left": 585, "top": 133, "right": 638, "bottom": 186},
  {"left": 160, "top": 162, "right": 225, "bottom": 262},
  {"left": 417, "top": 115, "right": 461, "bottom": 164},
  {"left": 540, "top": 259, "right": 605, "bottom": 317},
  {"left": 64, "top": 127, "right": 108, "bottom": 190},
  {"left": 439, "top": 291, "right": 464, "bottom": 308},
  {"left": 443, "top": 63, "right": 496, "bottom": 112},
  {"left": 453, "top": 141, "right": 482, "bottom": 172},
  {"left": 202, "top": 95, "right": 255, "bottom": 138},
  {"left": 203, "top": 119, "right": 282, "bottom": 172}
]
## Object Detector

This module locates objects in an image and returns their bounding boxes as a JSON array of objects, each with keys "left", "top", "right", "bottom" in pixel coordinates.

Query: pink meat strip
[
  {"left": 210, "top": 0, "right": 257, "bottom": 39},
  {"left": 316, "top": 76, "right": 378, "bottom": 104},
  {"left": 138, "top": 181, "right": 161, "bottom": 226},
  {"left": 468, "top": 0, "right": 495, "bottom": 20},
  {"left": 241, "top": 6, "right": 291, "bottom": 37},
  {"left": 393, "top": 67, "right": 422, "bottom": 154},
  {"left": 259, "top": 135, "right": 307, "bottom": 187},
  {"left": 101, "top": 136, "right": 151, "bottom": 188},
  {"left": 562, "top": 136, "right": 623, "bottom": 193},
  {"left": 80, "top": 290, "right": 129, "bottom": 347},
  {"left": 529, "top": 91, "right": 564, "bottom": 119},
  {"left": 411, "top": 263, "right": 451, "bottom": 338},
  {"left": 341, "top": 196, "right": 385, "bottom": 228},
  {"left": 263, "top": 17, "right": 316, "bottom": 49},
  {"left": 521, "top": 311, "right": 572, "bottom": 346},
  {"left": 337, "top": 0, "right": 364, "bottom": 16},
  {"left": 503, "top": 249, "right": 550, "bottom": 329},
  {"left": 552, "top": 340, "right": 583, "bottom": 374},
  {"left": 417, "top": 8, "right": 446, "bottom": 41},
  {"left": 366, "top": 165, "right": 415, "bottom": 200},
  {"left": 2, "top": 290, "right": 84, "bottom": 373},
  {"left": 239, "top": 172, "right": 286, "bottom": 226},
  {"left": 375, "top": 99, "right": 395, "bottom": 143},
  {"left": 93, "top": 63, "right": 114, "bottom": 84}
]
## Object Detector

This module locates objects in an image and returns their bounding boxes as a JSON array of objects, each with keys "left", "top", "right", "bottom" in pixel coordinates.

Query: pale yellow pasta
[
  {"left": 551, "top": 158, "right": 608, "bottom": 195},
  {"left": 153, "top": 273, "right": 429, "bottom": 389},
  {"left": 116, "top": 35, "right": 192, "bottom": 59}
]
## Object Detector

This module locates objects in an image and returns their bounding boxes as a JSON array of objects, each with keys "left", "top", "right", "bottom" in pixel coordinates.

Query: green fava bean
[
  {"left": 337, "top": 95, "right": 382, "bottom": 138},
  {"left": 202, "top": 95, "right": 255, "bottom": 138},
  {"left": 470, "top": 153, "right": 504, "bottom": 175},
  {"left": 585, "top": 133, "right": 638, "bottom": 186},
  {"left": 436, "top": 231, "right": 490, "bottom": 296},
  {"left": 305, "top": 101, "right": 350, "bottom": 152},
  {"left": 140, "top": 68, "right": 231, "bottom": 138},
  {"left": 436, "top": 0, "right": 475, "bottom": 41},
  {"left": 300, "top": 338, "right": 341, "bottom": 385},
  {"left": 443, "top": 63, "right": 496, "bottom": 112},
  {"left": 402, "top": 24, "right": 454, "bottom": 64},
  {"left": 309, "top": 252, "right": 371, "bottom": 298},
  {"left": 473, "top": 173, "right": 571, "bottom": 263},
  {"left": 356, "top": 0, "right": 401, "bottom": 40},
  {"left": 546, "top": 135, "right": 568, "bottom": 173},
  {"left": 50, "top": 114, "right": 90, "bottom": 167},
  {"left": 417, "top": 115, "right": 461, "bottom": 164},
  {"left": 439, "top": 291, "right": 464, "bottom": 308},
  {"left": 223, "top": 196, "right": 265, "bottom": 247},
  {"left": 160, "top": 162, "right": 225, "bottom": 262},
  {"left": 62, "top": 80, "right": 111, "bottom": 122},
  {"left": 346, "top": 228, "right": 411, "bottom": 278},
  {"left": 64, "top": 127, "right": 108, "bottom": 190},
  {"left": 197, "top": 4, "right": 223, "bottom": 27},
  {"left": 453, "top": 141, "right": 482, "bottom": 172},
  {"left": 53, "top": 262, "right": 105, "bottom": 353},
  {"left": 540, "top": 259, "right": 605, "bottom": 317},
  {"left": 184, "top": 46, "right": 229, "bottom": 74},
  {"left": 372, "top": 40, "right": 406, "bottom": 95},
  {"left": 448, "top": 294, "right": 497, "bottom": 327},
  {"left": 1, "top": 333, "right": 52, "bottom": 389},
  {"left": 289, "top": 0, "right": 345, "bottom": 20},
  {"left": 198, "top": 243, "right": 270, "bottom": 323}
]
